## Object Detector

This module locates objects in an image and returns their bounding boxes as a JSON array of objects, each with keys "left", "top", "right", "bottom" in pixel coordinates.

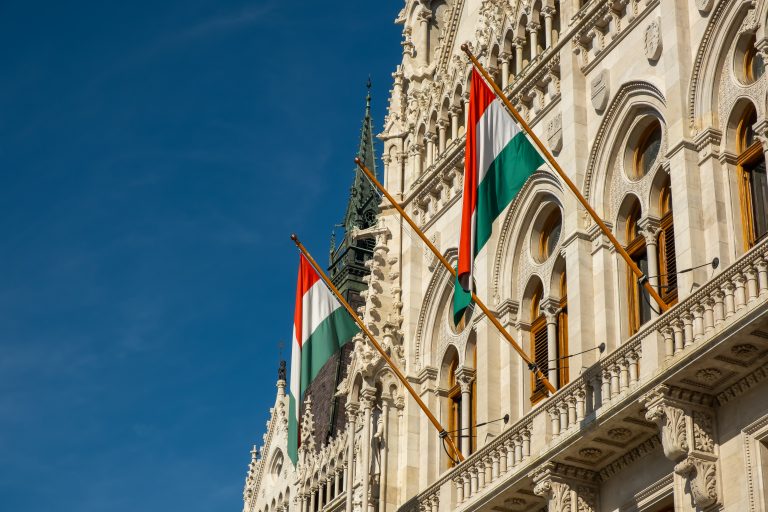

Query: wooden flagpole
[
  {"left": 290, "top": 234, "right": 465, "bottom": 462},
  {"left": 353, "top": 159, "right": 557, "bottom": 396},
  {"left": 461, "top": 44, "right": 670, "bottom": 313}
]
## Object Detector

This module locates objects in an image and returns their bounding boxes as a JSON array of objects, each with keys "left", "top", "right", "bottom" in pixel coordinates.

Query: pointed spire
[
  {"left": 357, "top": 76, "right": 377, "bottom": 178},
  {"left": 340, "top": 79, "right": 380, "bottom": 233}
]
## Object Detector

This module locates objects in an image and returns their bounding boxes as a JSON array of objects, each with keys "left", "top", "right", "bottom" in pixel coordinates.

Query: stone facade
[{"left": 244, "top": 1, "right": 768, "bottom": 511}]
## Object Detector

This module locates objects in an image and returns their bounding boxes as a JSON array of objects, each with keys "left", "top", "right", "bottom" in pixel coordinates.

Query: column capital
[
  {"left": 638, "top": 216, "right": 661, "bottom": 244},
  {"left": 455, "top": 366, "right": 476, "bottom": 392},
  {"left": 539, "top": 297, "right": 561, "bottom": 324},
  {"left": 542, "top": 5, "right": 557, "bottom": 17}
]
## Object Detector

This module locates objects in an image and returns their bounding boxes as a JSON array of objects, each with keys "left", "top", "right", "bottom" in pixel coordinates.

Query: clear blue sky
[{"left": 0, "top": 2, "right": 401, "bottom": 510}]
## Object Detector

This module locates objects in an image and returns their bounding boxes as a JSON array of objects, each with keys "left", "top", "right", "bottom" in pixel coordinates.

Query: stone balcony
[{"left": 400, "top": 238, "right": 768, "bottom": 512}]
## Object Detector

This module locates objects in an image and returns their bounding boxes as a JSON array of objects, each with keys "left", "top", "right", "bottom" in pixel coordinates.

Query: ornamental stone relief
[
  {"left": 644, "top": 18, "right": 662, "bottom": 62},
  {"left": 642, "top": 384, "right": 721, "bottom": 509},
  {"left": 546, "top": 112, "right": 563, "bottom": 154},
  {"left": 695, "top": 0, "right": 714, "bottom": 14},
  {"left": 591, "top": 70, "right": 610, "bottom": 112},
  {"left": 718, "top": 10, "right": 768, "bottom": 136}
]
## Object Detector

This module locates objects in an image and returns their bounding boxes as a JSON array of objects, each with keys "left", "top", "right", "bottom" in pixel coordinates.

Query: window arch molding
[
  {"left": 688, "top": 0, "right": 764, "bottom": 135},
  {"left": 583, "top": 81, "right": 667, "bottom": 224},
  {"left": 413, "top": 249, "right": 476, "bottom": 371},
  {"left": 725, "top": 99, "right": 768, "bottom": 251},
  {"left": 491, "top": 171, "right": 564, "bottom": 305}
]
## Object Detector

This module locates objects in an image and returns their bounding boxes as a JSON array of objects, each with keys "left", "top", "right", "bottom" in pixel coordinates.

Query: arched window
[
  {"left": 626, "top": 201, "right": 651, "bottom": 335},
  {"left": 445, "top": 349, "right": 475, "bottom": 465},
  {"left": 538, "top": 209, "right": 562, "bottom": 262},
  {"left": 632, "top": 120, "right": 662, "bottom": 180},
  {"left": 658, "top": 180, "right": 677, "bottom": 304},
  {"left": 744, "top": 35, "right": 765, "bottom": 83},
  {"left": 557, "top": 271, "right": 569, "bottom": 387},
  {"left": 737, "top": 104, "right": 768, "bottom": 249},
  {"left": 530, "top": 283, "right": 548, "bottom": 403}
]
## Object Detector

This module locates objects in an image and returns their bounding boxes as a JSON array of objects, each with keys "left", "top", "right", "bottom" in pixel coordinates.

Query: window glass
[{"left": 634, "top": 123, "right": 661, "bottom": 179}]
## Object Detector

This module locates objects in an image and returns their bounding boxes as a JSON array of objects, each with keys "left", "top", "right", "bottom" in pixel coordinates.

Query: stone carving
[
  {"left": 645, "top": 402, "right": 688, "bottom": 460},
  {"left": 642, "top": 385, "right": 720, "bottom": 509},
  {"left": 591, "top": 70, "right": 610, "bottom": 112},
  {"left": 546, "top": 113, "right": 563, "bottom": 154},
  {"left": 644, "top": 18, "right": 662, "bottom": 62},
  {"left": 692, "top": 410, "right": 714, "bottom": 453},
  {"left": 696, "top": 367, "right": 722, "bottom": 384},
  {"left": 674, "top": 456, "right": 718, "bottom": 509},
  {"left": 278, "top": 360, "right": 287, "bottom": 381},
  {"left": 695, "top": 0, "right": 714, "bottom": 14},
  {"left": 533, "top": 480, "right": 572, "bottom": 512},
  {"left": 578, "top": 447, "right": 602, "bottom": 460},
  {"left": 576, "top": 485, "right": 597, "bottom": 512},
  {"left": 607, "top": 427, "right": 632, "bottom": 441}
]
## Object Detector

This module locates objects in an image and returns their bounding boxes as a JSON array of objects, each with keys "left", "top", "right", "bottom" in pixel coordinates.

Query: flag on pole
[
  {"left": 456, "top": 68, "right": 544, "bottom": 308},
  {"left": 288, "top": 254, "right": 360, "bottom": 465}
]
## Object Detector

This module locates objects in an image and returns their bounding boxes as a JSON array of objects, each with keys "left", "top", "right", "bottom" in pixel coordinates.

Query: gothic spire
[{"left": 341, "top": 79, "right": 380, "bottom": 234}]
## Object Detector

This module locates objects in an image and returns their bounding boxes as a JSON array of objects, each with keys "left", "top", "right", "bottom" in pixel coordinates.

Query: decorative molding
[{"left": 599, "top": 435, "right": 661, "bottom": 481}]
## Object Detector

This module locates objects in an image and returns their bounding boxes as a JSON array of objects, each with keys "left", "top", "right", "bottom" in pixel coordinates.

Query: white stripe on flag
[
  {"left": 299, "top": 279, "right": 343, "bottom": 346},
  {"left": 476, "top": 99, "right": 521, "bottom": 183}
]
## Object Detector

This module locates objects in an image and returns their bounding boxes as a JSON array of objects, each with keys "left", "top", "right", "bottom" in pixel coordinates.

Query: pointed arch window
[
  {"left": 737, "top": 104, "right": 768, "bottom": 249},
  {"left": 626, "top": 202, "right": 651, "bottom": 335},
  {"left": 658, "top": 181, "right": 678, "bottom": 304},
  {"left": 446, "top": 351, "right": 475, "bottom": 466}
]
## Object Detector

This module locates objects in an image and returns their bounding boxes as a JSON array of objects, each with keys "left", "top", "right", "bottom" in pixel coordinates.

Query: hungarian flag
[
  {"left": 288, "top": 254, "right": 360, "bottom": 465},
  {"left": 455, "top": 68, "right": 544, "bottom": 317}
]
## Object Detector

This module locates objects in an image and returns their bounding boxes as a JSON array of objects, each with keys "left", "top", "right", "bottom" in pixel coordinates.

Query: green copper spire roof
[{"left": 341, "top": 78, "right": 379, "bottom": 233}]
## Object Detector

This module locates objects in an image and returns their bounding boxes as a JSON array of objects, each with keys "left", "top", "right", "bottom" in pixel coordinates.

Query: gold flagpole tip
[
  {"left": 460, "top": 43, "right": 469, "bottom": 53},
  {"left": 290, "top": 233, "right": 298, "bottom": 242},
  {"left": 354, "top": 156, "right": 362, "bottom": 166}
]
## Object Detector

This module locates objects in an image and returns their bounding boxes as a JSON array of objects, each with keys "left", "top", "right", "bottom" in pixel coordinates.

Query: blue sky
[{"left": 0, "top": 2, "right": 401, "bottom": 510}]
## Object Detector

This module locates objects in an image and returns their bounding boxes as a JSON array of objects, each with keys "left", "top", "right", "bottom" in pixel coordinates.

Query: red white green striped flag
[
  {"left": 456, "top": 69, "right": 544, "bottom": 303},
  {"left": 288, "top": 254, "right": 360, "bottom": 465}
]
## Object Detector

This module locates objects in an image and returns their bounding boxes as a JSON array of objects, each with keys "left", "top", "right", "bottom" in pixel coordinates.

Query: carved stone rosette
[{"left": 642, "top": 385, "right": 720, "bottom": 509}]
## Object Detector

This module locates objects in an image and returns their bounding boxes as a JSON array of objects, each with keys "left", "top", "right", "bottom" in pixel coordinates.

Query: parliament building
[{"left": 243, "top": 1, "right": 768, "bottom": 510}]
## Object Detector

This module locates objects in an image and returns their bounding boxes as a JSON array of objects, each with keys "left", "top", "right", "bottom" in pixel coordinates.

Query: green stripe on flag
[
  {"left": 475, "top": 131, "right": 544, "bottom": 255},
  {"left": 453, "top": 267, "right": 472, "bottom": 326},
  {"left": 299, "top": 307, "right": 359, "bottom": 398}
]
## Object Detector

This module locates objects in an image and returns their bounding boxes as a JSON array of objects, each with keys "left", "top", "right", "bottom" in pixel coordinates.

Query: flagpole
[
  {"left": 354, "top": 159, "right": 557, "bottom": 396},
  {"left": 460, "top": 44, "right": 670, "bottom": 314},
  {"left": 290, "top": 234, "right": 465, "bottom": 463}
]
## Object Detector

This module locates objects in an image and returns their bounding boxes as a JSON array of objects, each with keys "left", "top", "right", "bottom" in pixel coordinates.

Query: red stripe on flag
[
  {"left": 458, "top": 69, "right": 496, "bottom": 287},
  {"left": 293, "top": 254, "right": 320, "bottom": 349}
]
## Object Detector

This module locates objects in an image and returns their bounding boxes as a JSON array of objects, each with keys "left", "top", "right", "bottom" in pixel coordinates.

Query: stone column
[
  {"left": 416, "top": 8, "right": 431, "bottom": 68},
  {"left": 361, "top": 390, "right": 376, "bottom": 512},
  {"left": 345, "top": 402, "right": 359, "bottom": 512},
  {"left": 378, "top": 400, "right": 390, "bottom": 512},
  {"left": 541, "top": 298, "right": 560, "bottom": 389},
  {"left": 514, "top": 38, "right": 525, "bottom": 74},
  {"left": 410, "top": 143, "right": 423, "bottom": 182},
  {"left": 639, "top": 217, "right": 662, "bottom": 319},
  {"left": 500, "top": 52, "right": 511, "bottom": 89},
  {"left": 528, "top": 22, "right": 541, "bottom": 60},
  {"left": 543, "top": 6, "right": 556, "bottom": 49},
  {"left": 462, "top": 93, "right": 470, "bottom": 129},
  {"left": 455, "top": 367, "right": 477, "bottom": 456},
  {"left": 437, "top": 120, "right": 448, "bottom": 155},
  {"left": 449, "top": 106, "right": 460, "bottom": 140},
  {"left": 425, "top": 132, "right": 436, "bottom": 168},
  {"left": 642, "top": 384, "right": 721, "bottom": 510}
]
